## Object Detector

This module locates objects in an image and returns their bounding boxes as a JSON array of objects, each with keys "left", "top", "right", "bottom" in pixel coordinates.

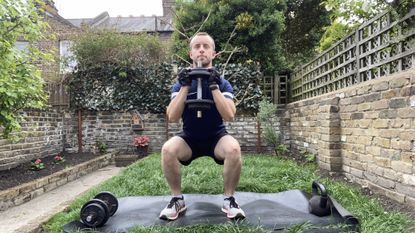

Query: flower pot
[{"left": 135, "top": 146, "right": 149, "bottom": 156}]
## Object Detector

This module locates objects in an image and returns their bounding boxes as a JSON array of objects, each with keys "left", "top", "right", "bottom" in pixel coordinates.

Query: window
[
  {"left": 15, "top": 41, "right": 29, "bottom": 52},
  {"left": 59, "top": 40, "right": 76, "bottom": 73}
]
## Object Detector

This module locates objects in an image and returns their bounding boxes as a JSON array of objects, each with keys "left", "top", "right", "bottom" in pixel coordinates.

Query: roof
[{"left": 67, "top": 12, "right": 173, "bottom": 33}]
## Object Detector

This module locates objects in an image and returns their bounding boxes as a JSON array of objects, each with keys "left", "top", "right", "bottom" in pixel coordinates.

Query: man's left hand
[{"left": 208, "top": 68, "right": 222, "bottom": 90}]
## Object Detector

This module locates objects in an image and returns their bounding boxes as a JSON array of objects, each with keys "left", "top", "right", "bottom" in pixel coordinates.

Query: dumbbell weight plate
[
  {"left": 94, "top": 191, "right": 119, "bottom": 216},
  {"left": 185, "top": 99, "right": 214, "bottom": 110},
  {"left": 80, "top": 199, "right": 110, "bottom": 228}
]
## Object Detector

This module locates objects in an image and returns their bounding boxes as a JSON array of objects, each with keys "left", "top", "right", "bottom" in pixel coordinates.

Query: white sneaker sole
[
  {"left": 221, "top": 207, "right": 246, "bottom": 219},
  {"left": 159, "top": 206, "right": 187, "bottom": 221}
]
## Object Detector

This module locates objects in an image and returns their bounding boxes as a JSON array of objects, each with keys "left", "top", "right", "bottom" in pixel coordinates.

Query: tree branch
[
  {"left": 173, "top": 54, "right": 192, "bottom": 66},
  {"left": 221, "top": 47, "right": 242, "bottom": 75},
  {"left": 158, "top": 17, "right": 190, "bottom": 40},
  {"left": 221, "top": 25, "right": 237, "bottom": 53},
  {"left": 194, "top": 8, "right": 212, "bottom": 35},
  {"left": 234, "top": 84, "right": 252, "bottom": 107}
]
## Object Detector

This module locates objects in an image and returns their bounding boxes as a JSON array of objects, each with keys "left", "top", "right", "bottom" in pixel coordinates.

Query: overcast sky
[{"left": 54, "top": 0, "right": 163, "bottom": 19}]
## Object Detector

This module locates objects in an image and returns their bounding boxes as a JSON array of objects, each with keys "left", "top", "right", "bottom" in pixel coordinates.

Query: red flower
[
  {"left": 133, "top": 136, "right": 150, "bottom": 147},
  {"left": 35, "top": 159, "right": 42, "bottom": 165}
]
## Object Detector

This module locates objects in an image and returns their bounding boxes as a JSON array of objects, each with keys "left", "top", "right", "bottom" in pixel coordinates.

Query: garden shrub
[{"left": 257, "top": 99, "right": 282, "bottom": 155}]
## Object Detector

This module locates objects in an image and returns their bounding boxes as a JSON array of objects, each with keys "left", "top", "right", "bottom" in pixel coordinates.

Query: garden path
[{"left": 0, "top": 165, "right": 122, "bottom": 233}]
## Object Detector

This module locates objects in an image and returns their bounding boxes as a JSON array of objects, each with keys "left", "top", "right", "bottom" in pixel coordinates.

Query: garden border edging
[{"left": 0, "top": 153, "right": 116, "bottom": 212}]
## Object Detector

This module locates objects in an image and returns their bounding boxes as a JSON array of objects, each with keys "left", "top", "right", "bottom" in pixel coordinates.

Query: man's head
[{"left": 189, "top": 32, "right": 216, "bottom": 68}]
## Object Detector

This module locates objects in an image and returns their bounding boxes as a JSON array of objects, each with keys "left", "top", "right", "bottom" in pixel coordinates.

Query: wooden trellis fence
[
  {"left": 291, "top": 8, "right": 415, "bottom": 102},
  {"left": 45, "top": 83, "right": 70, "bottom": 106}
]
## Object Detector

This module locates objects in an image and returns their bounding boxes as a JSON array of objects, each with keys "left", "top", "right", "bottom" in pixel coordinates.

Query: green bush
[
  {"left": 257, "top": 99, "right": 282, "bottom": 155},
  {"left": 69, "top": 29, "right": 167, "bottom": 68},
  {"left": 96, "top": 141, "right": 108, "bottom": 154}
]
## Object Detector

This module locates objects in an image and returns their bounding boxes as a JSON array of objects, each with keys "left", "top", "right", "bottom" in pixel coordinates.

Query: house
[{"left": 32, "top": 0, "right": 175, "bottom": 105}]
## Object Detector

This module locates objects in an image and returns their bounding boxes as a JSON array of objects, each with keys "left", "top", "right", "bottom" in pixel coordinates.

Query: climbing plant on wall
[
  {"left": 67, "top": 29, "right": 173, "bottom": 113},
  {"left": 68, "top": 29, "right": 264, "bottom": 114}
]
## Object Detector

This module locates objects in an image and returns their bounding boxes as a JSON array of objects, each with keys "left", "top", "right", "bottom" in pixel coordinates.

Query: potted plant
[{"left": 133, "top": 135, "right": 150, "bottom": 156}]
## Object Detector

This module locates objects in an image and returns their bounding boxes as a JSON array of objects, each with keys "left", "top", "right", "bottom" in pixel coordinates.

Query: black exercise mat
[{"left": 63, "top": 191, "right": 359, "bottom": 232}]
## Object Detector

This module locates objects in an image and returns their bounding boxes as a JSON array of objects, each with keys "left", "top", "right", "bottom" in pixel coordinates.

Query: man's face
[{"left": 189, "top": 35, "right": 216, "bottom": 67}]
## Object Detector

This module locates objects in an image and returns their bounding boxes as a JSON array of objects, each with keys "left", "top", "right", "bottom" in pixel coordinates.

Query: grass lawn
[{"left": 43, "top": 153, "right": 414, "bottom": 233}]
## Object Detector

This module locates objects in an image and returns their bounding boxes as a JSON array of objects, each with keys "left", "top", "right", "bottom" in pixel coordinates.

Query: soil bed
[
  {"left": 284, "top": 152, "right": 415, "bottom": 220},
  {"left": 0, "top": 152, "right": 98, "bottom": 191}
]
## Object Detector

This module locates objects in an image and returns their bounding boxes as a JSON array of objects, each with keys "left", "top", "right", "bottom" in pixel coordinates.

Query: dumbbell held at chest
[{"left": 178, "top": 67, "right": 221, "bottom": 118}]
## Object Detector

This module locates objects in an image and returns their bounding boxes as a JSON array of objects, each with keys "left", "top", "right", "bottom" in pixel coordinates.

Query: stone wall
[
  {"left": 0, "top": 110, "right": 270, "bottom": 171},
  {"left": 282, "top": 68, "right": 415, "bottom": 207},
  {"left": 76, "top": 111, "right": 267, "bottom": 154},
  {"left": 0, "top": 108, "right": 73, "bottom": 170}
]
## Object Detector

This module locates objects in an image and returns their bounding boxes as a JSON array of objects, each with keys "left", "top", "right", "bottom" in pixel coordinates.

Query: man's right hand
[{"left": 178, "top": 68, "right": 192, "bottom": 86}]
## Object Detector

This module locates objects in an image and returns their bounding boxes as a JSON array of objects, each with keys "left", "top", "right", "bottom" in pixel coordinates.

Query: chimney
[{"left": 162, "top": 0, "right": 175, "bottom": 18}]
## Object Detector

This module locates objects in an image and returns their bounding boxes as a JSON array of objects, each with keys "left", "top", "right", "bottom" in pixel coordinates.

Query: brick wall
[
  {"left": 37, "top": 11, "right": 80, "bottom": 82},
  {"left": 76, "top": 111, "right": 268, "bottom": 154},
  {"left": 282, "top": 68, "right": 415, "bottom": 207},
  {"left": 0, "top": 108, "right": 74, "bottom": 170},
  {"left": 0, "top": 109, "right": 271, "bottom": 171}
]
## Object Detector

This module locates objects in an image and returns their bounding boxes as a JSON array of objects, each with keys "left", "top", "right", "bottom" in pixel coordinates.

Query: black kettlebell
[{"left": 308, "top": 181, "right": 331, "bottom": 217}]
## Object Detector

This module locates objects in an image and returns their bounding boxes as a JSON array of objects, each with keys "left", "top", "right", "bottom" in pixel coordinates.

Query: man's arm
[
  {"left": 211, "top": 89, "right": 236, "bottom": 122},
  {"left": 166, "top": 86, "right": 189, "bottom": 123}
]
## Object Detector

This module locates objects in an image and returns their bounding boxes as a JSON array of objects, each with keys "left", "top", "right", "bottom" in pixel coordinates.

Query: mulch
[{"left": 0, "top": 151, "right": 99, "bottom": 191}]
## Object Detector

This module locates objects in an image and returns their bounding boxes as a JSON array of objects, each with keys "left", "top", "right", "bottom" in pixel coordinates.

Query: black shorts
[{"left": 177, "top": 131, "right": 228, "bottom": 166}]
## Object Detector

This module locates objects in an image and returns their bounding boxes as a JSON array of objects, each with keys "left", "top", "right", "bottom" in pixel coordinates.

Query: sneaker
[
  {"left": 221, "top": 196, "right": 246, "bottom": 219},
  {"left": 159, "top": 196, "right": 187, "bottom": 220}
]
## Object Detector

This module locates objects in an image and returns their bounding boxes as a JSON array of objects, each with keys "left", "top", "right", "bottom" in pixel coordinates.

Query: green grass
[{"left": 43, "top": 154, "right": 415, "bottom": 233}]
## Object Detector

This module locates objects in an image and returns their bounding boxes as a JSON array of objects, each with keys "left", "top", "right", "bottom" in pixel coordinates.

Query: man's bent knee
[{"left": 161, "top": 137, "right": 191, "bottom": 162}]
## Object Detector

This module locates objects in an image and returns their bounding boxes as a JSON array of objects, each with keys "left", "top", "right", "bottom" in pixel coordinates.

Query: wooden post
[
  {"left": 256, "top": 120, "right": 262, "bottom": 153},
  {"left": 77, "top": 109, "right": 83, "bottom": 153},
  {"left": 165, "top": 114, "right": 169, "bottom": 141}
]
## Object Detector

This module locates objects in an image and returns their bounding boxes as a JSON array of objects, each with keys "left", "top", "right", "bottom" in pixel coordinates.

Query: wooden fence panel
[
  {"left": 291, "top": 8, "right": 415, "bottom": 102},
  {"left": 45, "top": 83, "right": 70, "bottom": 106}
]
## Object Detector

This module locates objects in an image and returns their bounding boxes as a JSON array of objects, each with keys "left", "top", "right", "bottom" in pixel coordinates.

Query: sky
[{"left": 54, "top": 0, "right": 164, "bottom": 19}]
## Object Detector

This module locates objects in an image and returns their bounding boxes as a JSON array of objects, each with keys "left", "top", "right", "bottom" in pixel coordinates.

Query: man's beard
[{"left": 195, "top": 57, "right": 211, "bottom": 67}]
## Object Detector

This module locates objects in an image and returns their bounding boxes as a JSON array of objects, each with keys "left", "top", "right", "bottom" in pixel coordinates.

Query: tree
[
  {"left": 0, "top": 0, "right": 50, "bottom": 139},
  {"left": 319, "top": 0, "right": 389, "bottom": 51},
  {"left": 282, "top": 0, "right": 331, "bottom": 69},
  {"left": 172, "top": 0, "right": 287, "bottom": 74}
]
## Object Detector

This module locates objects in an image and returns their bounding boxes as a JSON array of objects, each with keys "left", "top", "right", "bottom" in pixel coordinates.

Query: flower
[
  {"left": 31, "top": 159, "right": 45, "bottom": 171},
  {"left": 53, "top": 154, "right": 66, "bottom": 164},
  {"left": 133, "top": 136, "right": 150, "bottom": 147}
]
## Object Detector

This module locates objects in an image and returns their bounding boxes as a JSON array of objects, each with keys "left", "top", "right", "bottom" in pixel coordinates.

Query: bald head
[{"left": 189, "top": 32, "right": 215, "bottom": 51}]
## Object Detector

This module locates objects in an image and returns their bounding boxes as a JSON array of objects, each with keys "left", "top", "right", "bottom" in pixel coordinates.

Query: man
[{"left": 159, "top": 32, "right": 245, "bottom": 221}]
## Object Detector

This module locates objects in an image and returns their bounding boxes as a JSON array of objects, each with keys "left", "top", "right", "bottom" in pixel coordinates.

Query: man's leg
[
  {"left": 214, "top": 135, "right": 242, "bottom": 196},
  {"left": 214, "top": 135, "right": 245, "bottom": 219},
  {"left": 161, "top": 136, "right": 192, "bottom": 196}
]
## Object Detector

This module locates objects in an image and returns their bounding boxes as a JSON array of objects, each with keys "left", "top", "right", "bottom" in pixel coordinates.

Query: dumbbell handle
[
  {"left": 86, "top": 214, "right": 95, "bottom": 222},
  {"left": 197, "top": 77, "right": 202, "bottom": 118},
  {"left": 196, "top": 60, "right": 203, "bottom": 118}
]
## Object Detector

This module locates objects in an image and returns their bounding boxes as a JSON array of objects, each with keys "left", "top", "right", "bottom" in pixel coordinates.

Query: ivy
[
  {"left": 216, "top": 63, "right": 263, "bottom": 114},
  {"left": 69, "top": 62, "right": 263, "bottom": 114},
  {"left": 68, "top": 62, "right": 173, "bottom": 113},
  {"left": 67, "top": 28, "right": 263, "bottom": 114}
]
